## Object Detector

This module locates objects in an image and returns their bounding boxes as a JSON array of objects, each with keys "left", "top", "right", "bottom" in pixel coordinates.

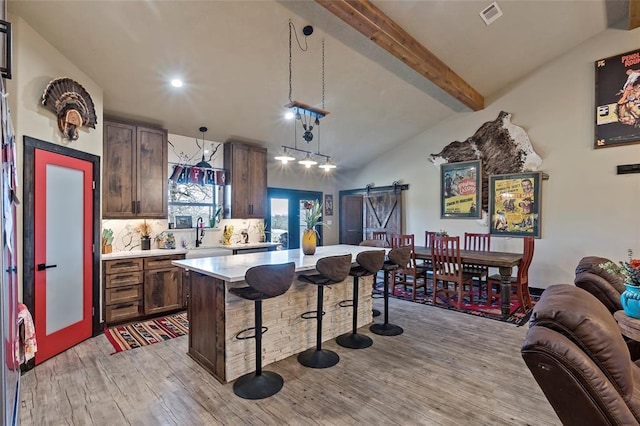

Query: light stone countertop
[
  {"left": 172, "top": 244, "right": 387, "bottom": 282},
  {"left": 221, "top": 242, "right": 281, "bottom": 250},
  {"left": 101, "top": 248, "right": 188, "bottom": 260}
]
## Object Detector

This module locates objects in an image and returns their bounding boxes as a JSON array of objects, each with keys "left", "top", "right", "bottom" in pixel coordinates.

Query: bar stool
[
  {"left": 297, "top": 254, "right": 352, "bottom": 369},
  {"left": 370, "top": 247, "right": 410, "bottom": 336},
  {"left": 229, "top": 262, "right": 296, "bottom": 400},
  {"left": 359, "top": 239, "right": 385, "bottom": 317},
  {"left": 336, "top": 250, "right": 385, "bottom": 349}
]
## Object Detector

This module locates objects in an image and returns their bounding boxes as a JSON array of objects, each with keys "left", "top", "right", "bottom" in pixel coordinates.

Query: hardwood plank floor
[{"left": 19, "top": 297, "right": 560, "bottom": 425}]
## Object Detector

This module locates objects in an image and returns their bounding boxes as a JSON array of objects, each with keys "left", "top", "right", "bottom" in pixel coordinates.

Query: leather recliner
[
  {"left": 574, "top": 256, "right": 625, "bottom": 314},
  {"left": 521, "top": 284, "right": 640, "bottom": 426}
]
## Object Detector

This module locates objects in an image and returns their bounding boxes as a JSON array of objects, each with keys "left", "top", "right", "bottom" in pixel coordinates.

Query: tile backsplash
[{"left": 102, "top": 218, "right": 267, "bottom": 252}]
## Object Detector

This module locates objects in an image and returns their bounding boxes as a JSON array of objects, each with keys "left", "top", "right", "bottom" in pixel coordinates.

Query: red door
[{"left": 34, "top": 149, "right": 93, "bottom": 363}]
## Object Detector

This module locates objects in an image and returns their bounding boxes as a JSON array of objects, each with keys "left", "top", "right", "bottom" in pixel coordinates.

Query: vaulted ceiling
[{"left": 8, "top": 0, "right": 636, "bottom": 170}]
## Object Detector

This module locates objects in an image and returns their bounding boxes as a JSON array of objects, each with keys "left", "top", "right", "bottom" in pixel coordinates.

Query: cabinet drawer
[
  {"left": 144, "top": 255, "right": 184, "bottom": 270},
  {"left": 104, "top": 258, "right": 143, "bottom": 274},
  {"left": 105, "top": 271, "right": 144, "bottom": 288},
  {"left": 106, "top": 285, "right": 142, "bottom": 305},
  {"left": 106, "top": 301, "right": 142, "bottom": 324}
]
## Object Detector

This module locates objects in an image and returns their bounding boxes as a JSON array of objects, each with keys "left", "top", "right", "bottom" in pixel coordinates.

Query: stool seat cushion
[
  {"left": 349, "top": 266, "right": 370, "bottom": 277},
  {"left": 232, "top": 262, "right": 296, "bottom": 300},
  {"left": 298, "top": 274, "right": 331, "bottom": 286},
  {"left": 229, "top": 286, "right": 271, "bottom": 301},
  {"left": 387, "top": 247, "right": 411, "bottom": 269}
]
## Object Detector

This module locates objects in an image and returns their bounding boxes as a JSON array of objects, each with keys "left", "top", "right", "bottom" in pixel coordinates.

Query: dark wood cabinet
[
  {"left": 143, "top": 255, "right": 183, "bottom": 316},
  {"left": 103, "top": 254, "right": 185, "bottom": 325},
  {"left": 103, "top": 120, "right": 168, "bottom": 219},
  {"left": 224, "top": 142, "right": 267, "bottom": 218}
]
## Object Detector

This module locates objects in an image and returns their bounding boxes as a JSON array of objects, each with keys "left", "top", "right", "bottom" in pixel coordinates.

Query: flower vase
[
  {"left": 621, "top": 283, "right": 640, "bottom": 319},
  {"left": 141, "top": 236, "right": 151, "bottom": 251},
  {"left": 302, "top": 228, "right": 317, "bottom": 255}
]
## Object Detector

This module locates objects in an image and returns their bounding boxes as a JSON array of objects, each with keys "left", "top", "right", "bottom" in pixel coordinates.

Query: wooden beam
[
  {"left": 315, "top": 0, "right": 484, "bottom": 111},
  {"left": 630, "top": 0, "right": 640, "bottom": 30}
]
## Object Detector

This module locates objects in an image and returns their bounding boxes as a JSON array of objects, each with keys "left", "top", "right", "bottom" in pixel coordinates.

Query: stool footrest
[
  {"left": 338, "top": 299, "right": 353, "bottom": 308},
  {"left": 300, "top": 310, "right": 325, "bottom": 320},
  {"left": 235, "top": 326, "right": 268, "bottom": 340}
]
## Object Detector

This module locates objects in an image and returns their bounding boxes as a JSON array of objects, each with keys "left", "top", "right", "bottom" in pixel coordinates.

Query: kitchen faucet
[{"left": 196, "top": 217, "right": 204, "bottom": 247}]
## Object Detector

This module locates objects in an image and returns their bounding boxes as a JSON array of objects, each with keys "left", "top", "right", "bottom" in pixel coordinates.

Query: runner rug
[
  {"left": 375, "top": 280, "right": 537, "bottom": 326},
  {"left": 104, "top": 312, "right": 188, "bottom": 354}
]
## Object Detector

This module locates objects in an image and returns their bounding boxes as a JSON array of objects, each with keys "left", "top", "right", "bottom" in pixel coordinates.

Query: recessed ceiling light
[
  {"left": 170, "top": 79, "right": 183, "bottom": 88},
  {"left": 284, "top": 111, "right": 295, "bottom": 120}
]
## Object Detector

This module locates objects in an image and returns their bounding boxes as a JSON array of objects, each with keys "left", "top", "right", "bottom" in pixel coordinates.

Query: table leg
[{"left": 499, "top": 266, "right": 512, "bottom": 318}]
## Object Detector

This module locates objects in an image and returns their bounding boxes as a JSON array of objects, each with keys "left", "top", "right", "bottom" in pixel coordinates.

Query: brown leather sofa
[
  {"left": 522, "top": 284, "right": 640, "bottom": 426},
  {"left": 574, "top": 256, "right": 625, "bottom": 314}
]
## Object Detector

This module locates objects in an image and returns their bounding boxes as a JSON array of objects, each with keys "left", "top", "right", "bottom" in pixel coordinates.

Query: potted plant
[
  {"left": 301, "top": 200, "right": 327, "bottom": 255},
  {"left": 134, "top": 220, "right": 153, "bottom": 250},
  {"left": 254, "top": 221, "right": 268, "bottom": 243},
  {"left": 600, "top": 249, "right": 640, "bottom": 318},
  {"left": 101, "top": 228, "right": 114, "bottom": 254}
]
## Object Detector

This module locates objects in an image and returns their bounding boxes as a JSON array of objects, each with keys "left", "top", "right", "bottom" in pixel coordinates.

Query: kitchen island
[{"left": 172, "top": 245, "right": 381, "bottom": 383}]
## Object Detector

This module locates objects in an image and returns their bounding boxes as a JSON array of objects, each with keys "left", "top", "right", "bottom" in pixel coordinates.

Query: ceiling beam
[
  {"left": 630, "top": 0, "right": 640, "bottom": 30},
  {"left": 315, "top": 0, "right": 484, "bottom": 111}
]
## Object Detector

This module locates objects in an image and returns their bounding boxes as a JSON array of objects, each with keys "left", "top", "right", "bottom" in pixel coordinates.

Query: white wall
[
  {"left": 7, "top": 16, "right": 104, "bottom": 300},
  {"left": 342, "top": 26, "right": 640, "bottom": 289}
]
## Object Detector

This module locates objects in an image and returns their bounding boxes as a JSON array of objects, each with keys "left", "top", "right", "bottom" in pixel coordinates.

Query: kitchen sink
[{"left": 185, "top": 247, "right": 232, "bottom": 259}]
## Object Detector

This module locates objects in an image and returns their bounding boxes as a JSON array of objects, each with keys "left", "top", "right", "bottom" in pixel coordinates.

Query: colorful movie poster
[
  {"left": 490, "top": 172, "right": 541, "bottom": 238},
  {"left": 595, "top": 48, "right": 640, "bottom": 147},
  {"left": 440, "top": 160, "right": 481, "bottom": 219}
]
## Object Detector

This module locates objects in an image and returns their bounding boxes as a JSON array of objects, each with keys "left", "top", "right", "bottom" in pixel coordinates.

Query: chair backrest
[
  {"left": 463, "top": 232, "right": 490, "bottom": 251},
  {"left": 359, "top": 239, "right": 385, "bottom": 248},
  {"left": 390, "top": 234, "right": 414, "bottom": 250},
  {"left": 516, "top": 237, "right": 535, "bottom": 284},
  {"left": 425, "top": 231, "right": 436, "bottom": 248},
  {"left": 574, "top": 256, "right": 625, "bottom": 314},
  {"left": 431, "top": 236, "right": 462, "bottom": 282},
  {"left": 372, "top": 231, "right": 388, "bottom": 247},
  {"left": 387, "top": 247, "right": 411, "bottom": 269},
  {"left": 522, "top": 284, "right": 640, "bottom": 425},
  {"left": 355, "top": 250, "right": 386, "bottom": 274},
  {"left": 316, "top": 254, "right": 353, "bottom": 283},
  {"left": 245, "top": 262, "right": 296, "bottom": 298}
]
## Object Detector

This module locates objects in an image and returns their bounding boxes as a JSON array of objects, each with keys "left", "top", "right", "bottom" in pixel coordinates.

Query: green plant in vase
[
  {"left": 601, "top": 249, "right": 640, "bottom": 318},
  {"left": 254, "top": 221, "right": 268, "bottom": 242},
  {"left": 301, "top": 200, "right": 327, "bottom": 255}
]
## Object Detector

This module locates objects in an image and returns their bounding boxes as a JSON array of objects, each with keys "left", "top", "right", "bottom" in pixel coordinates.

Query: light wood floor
[{"left": 19, "top": 297, "right": 560, "bottom": 425}]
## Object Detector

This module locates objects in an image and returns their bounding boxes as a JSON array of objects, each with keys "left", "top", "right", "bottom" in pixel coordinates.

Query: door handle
[{"left": 37, "top": 263, "right": 57, "bottom": 271}]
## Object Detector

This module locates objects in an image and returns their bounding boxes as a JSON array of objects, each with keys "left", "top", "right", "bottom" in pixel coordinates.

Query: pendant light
[{"left": 194, "top": 126, "right": 212, "bottom": 169}]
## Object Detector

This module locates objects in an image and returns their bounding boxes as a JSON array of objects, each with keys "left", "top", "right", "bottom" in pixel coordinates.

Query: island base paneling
[{"left": 187, "top": 272, "right": 373, "bottom": 383}]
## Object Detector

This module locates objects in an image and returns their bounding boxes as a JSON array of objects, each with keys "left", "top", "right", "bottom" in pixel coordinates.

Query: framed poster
[
  {"left": 489, "top": 172, "right": 541, "bottom": 238},
  {"left": 440, "top": 160, "right": 481, "bottom": 219},
  {"left": 324, "top": 194, "right": 333, "bottom": 216},
  {"left": 595, "top": 48, "right": 640, "bottom": 148}
]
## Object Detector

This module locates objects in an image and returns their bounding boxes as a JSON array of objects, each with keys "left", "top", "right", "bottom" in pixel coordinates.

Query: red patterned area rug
[
  {"left": 104, "top": 312, "right": 188, "bottom": 354},
  {"left": 375, "top": 281, "right": 537, "bottom": 326}
]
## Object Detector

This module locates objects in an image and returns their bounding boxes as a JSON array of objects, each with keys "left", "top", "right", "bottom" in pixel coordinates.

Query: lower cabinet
[{"left": 104, "top": 253, "right": 185, "bottom": 326}]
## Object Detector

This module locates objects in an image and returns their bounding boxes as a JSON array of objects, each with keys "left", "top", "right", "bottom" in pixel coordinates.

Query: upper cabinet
[
  {"left": 103, "top": 120, "right": 168, "bottom": 219},
  {"left": 223, "top": 141, "right": 267, "bottom": 218}
]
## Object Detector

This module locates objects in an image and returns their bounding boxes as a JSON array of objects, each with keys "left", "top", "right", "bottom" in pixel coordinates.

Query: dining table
[{"left": 413, "top": 246, "right": 523, "bottom": 318}]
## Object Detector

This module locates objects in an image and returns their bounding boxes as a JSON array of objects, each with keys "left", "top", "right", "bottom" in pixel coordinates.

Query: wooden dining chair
[
  {"left": 372, "top": 231, "right": 388, "bottom": 247},
  {"left": 421, "top": 230, "right": 437, "bottom": 272},
  {"left": 389, "top": 233, "right": 428, "bottom": 300},
  {"left": 463, "top": 232, "right": 491, "bottom": 303},
  {"left": 431, "top": 236, "right": 474, "bottom": 309},
  {"left": 486, "top": 236, "right": 535, "bottom": 311}
]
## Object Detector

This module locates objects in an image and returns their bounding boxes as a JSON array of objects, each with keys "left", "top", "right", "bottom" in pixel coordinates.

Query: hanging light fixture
[
  {"left": 275, "top": 20, "right": 336, "bottom": 171},
  {"left": 194, "top": 126, "right": 213, "bottom": 168}
]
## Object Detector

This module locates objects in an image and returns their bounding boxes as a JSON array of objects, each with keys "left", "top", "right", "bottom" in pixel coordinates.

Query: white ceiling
[{"left": 8, "top": 0, "right": 629, "bottom": 170}]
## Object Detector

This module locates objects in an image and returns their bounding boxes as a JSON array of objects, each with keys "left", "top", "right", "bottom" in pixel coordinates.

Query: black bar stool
[
  {"left": 297, "top": 254, "right": 352, "bottom": 369},
  {"left": 337, "top": 250, "right": 385, "bottom": 349},
  {"left": 370, "top": 247, "right": 410, "bottom": 336},
  {"left": 359, "top": 239, "right": 386, "bottom": 317},
  {"left": 229, "top": 262, "right": 296, "bottom": 400}
]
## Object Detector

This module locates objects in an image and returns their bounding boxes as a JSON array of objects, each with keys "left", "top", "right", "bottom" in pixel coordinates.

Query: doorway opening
[{"left": 267, "top": 188, "right": 323, "bottom": 250}]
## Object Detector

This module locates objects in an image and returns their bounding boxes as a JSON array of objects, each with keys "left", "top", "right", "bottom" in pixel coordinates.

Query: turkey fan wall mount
[{"left": 41, "top": 77, "right": 97, "bottom": 141}]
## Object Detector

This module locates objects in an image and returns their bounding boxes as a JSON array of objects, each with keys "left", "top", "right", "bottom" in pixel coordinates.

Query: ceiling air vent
[{"left": 480, "top": 2, "right": 503, "bottom": 26}]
